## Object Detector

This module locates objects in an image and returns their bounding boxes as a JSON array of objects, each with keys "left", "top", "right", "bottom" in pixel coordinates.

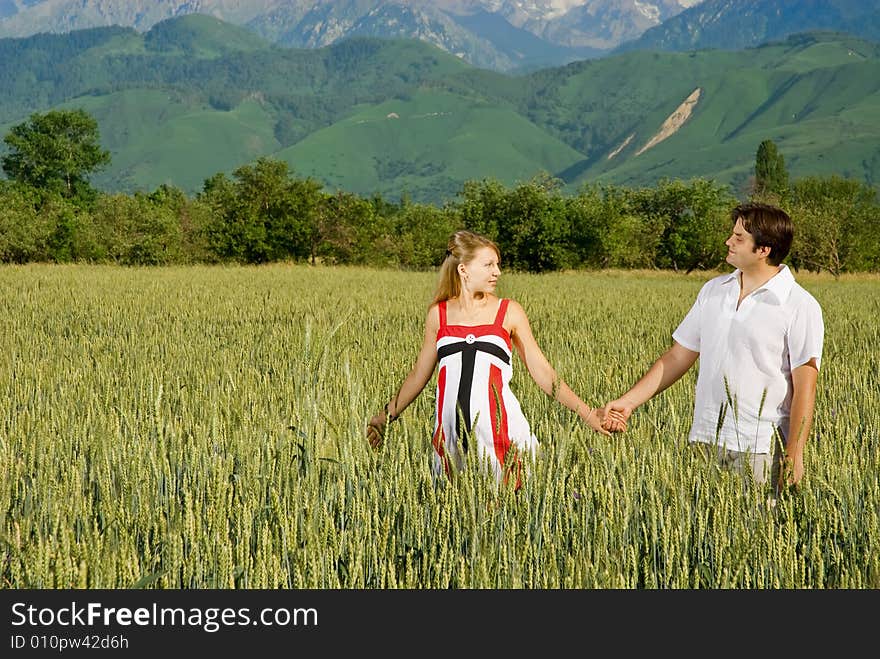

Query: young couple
[{"left": 366, "top": 203, "right": 824, "bottom": 493}]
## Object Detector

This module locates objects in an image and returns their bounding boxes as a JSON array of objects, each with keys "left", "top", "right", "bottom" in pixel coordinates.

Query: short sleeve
[
  {"left": 671, "top": 283, "right": 707, "bottom": 352},
  {"left": 788, "top": 296, "right": 824, "bottom": 370}
]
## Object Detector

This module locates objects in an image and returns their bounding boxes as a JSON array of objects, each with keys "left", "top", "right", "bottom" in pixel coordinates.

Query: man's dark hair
[{"left": 731, "top": 202, "right": 793, "bottom": 266}]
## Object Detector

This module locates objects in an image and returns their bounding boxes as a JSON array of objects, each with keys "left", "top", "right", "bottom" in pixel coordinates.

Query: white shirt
[{"left": 672, "top": 265, "right": 824, "bottom": 454}]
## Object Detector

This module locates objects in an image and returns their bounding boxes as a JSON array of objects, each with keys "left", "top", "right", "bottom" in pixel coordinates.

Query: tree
[
  {"left": 754, "top": 139, "right": 789, "bottom": 199},
  {"left": 453, "top": 177, "right": 508, "bottom": 241},
  {"left": 2, "top": 109, "right": 110, "bottom": 202},
  {"left": 788, "top": 176, "right": 880, "bottom": 276},
  {"left": 315, "top": 191, "right": 384, "bottom": 266},
  {"left": 453, "top": 174, "right": 573, "bottom": 272},
  {"left": 388, "top": 201, "right": 459, "bottom": 269},
  {"left": 637, "top": 178, "right": 734, "bottom": 272},
  {"left": 570, "top": 183, "right": 662, "bottom": 269},
  {"left": 199, "top": 158, "right": 322, "bottom": 263},
  {"left": 0, "top": 182, "right": 53, "bottom": 263},
  {"left": 89, "top": 192, "right": 184, "bottom": 265},
  {"left": 500, "top": 174, "right": 572, "bottom": 272}
]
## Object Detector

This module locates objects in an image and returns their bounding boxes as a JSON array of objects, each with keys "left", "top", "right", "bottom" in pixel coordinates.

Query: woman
[{"left": 366, "top": 230, "right": 620, "bottom": 484}]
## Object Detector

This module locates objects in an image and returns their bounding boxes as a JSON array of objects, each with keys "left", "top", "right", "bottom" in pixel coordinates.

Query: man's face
[{"left": 725, "top": 217, "right": 766, "bottom": 269}]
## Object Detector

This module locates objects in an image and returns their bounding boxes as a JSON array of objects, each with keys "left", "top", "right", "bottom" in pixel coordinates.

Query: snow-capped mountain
[
  {"left": 0, "top": 1, "right": 704, "bottom": 70},
  {"left": 494, "top": 1, "right": 701, "bottom": 47}
]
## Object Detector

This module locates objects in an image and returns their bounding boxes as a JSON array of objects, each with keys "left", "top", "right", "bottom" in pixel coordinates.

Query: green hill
[
  {"left": 1, "top": 17, "right": 878, "bottom": 203},
  {"left": 276, "top": 89, "right": 585, "bottom": 201},
  {"left": 143, "top": 13, "right": 272, "bottom": 58},
  {"left": 519, "top": 33, "right": 880, "bottom": 193},
  {"left": 64, "top": 90, "right": 282, "bottom": 193}
]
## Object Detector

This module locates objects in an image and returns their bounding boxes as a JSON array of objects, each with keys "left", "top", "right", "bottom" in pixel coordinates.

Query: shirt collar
[{"left": 721, "top": 264, "right": 795, "bottom": 303}]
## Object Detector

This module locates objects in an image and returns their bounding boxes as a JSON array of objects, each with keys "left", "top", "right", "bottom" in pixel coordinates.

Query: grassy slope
[
  {"left": 142, "top": 13, "right": 270, "bottom": 58},
  {"left": 276, "top": 89, "right": 586, "bottom": 202},
  {"left": 558, "top": 35, "right": 880, "bottom": 192},
  {"left": 66, "top": 90, "right": 281, "bottom": 193}
]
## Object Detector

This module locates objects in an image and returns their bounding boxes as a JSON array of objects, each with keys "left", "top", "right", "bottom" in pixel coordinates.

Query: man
[{"left": 603, "top": 202, "right": 824, "bottom": 491}]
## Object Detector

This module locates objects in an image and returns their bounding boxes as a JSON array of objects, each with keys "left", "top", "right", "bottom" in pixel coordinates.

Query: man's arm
[
  {"left": 780, "top": 358, "right": 819, "bottom": 487},
  {"left": 602, "top": 341, "right": 699, "bottom": 431}
]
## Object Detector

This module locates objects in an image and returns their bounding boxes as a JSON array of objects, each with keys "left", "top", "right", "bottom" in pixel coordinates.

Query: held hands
[
  {"left": 581, "top": 406, "right": 626, "bottom": 437},
  {"left": 600, "top": 397, "right": 637, "bottom": 433}
]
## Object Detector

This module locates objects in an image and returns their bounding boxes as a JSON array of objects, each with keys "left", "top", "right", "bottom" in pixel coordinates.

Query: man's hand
[{"left": 778, "top": 453, "right": 805, "bottom": 490}]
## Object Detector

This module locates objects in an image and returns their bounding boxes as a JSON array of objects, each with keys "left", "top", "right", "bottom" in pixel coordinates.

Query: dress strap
[
  {"left": 438, "top": 300, "right": 447, "bottom": 328},
  {"left": 493, "top": 298, "right": 510, "bottom": 326}
]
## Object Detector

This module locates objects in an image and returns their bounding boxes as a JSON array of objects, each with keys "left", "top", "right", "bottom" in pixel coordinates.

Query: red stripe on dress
[
  {"left": 432, "top": 365, "right": 452, "bottom": 479},
  {"left": 489, "top": 363, "right": 522, "bottom": 489},
  {"left": 493, "top": 298, "right": 510, "bottom": 326},
  {"left": 489, "top": 364, "right": 511, "bottom": 466}
]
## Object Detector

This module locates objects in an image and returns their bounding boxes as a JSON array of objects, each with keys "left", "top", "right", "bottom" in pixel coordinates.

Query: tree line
[{"left": 1, "top": 110, "right": 878, "bottom": 275}]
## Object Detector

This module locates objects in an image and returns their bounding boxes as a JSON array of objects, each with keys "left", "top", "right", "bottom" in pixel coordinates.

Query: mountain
[
  {"left": 496, "top": 0, "right": 701, "bottom": 49},
  {"left": 555, "top": 32, "right": 880, "bottom": 192},
  {"left": 1, "top": 17, "right": 878, "bottom": 203},
  {"left": 257, "top": 0, "right": 560, "bottom": 72},
  {"left": 0, "top": 1, "right": 700, "bottom": 71},
  {"left": 616, "top": 0, "right": 880, "bottom": 53}
]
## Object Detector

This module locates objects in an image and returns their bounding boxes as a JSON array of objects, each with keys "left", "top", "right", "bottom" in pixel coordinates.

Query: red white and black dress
[{"left": 432, "top": 298, "right": 538, "bottom": 482}]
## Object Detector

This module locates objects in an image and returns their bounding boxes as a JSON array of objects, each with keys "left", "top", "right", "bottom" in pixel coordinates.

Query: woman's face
[{"left": 460, "top": 246, "right": 501, "bottom": 293}]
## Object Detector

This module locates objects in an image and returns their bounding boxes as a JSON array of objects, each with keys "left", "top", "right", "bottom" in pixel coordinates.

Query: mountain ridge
[
  {"left": 0, "top": 1, "right": 698, "bottom": 71},
  {"left": 615, "top": 0, "right": 880, "bottom": 53}
]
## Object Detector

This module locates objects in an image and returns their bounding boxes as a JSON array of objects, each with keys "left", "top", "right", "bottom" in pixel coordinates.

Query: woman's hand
[{"left": 366, "top": 412, "right": 387, "bottom": 449}]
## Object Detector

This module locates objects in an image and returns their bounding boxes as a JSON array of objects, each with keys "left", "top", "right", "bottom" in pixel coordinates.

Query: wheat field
[{"left": 1, "top": 264, "right": 877, "bottom": 588}]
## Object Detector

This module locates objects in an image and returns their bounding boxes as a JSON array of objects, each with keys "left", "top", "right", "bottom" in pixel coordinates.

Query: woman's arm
[
  {"left": 506, "top": 300, "right": 615, "bottom": 436},
  {"left": 367, "top": 304, "right": 440, "bottom": 448}
]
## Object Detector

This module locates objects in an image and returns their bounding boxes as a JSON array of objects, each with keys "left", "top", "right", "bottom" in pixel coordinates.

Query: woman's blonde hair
[{"left": 432, "top": 230, "right": 500, "bottom": 305}]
